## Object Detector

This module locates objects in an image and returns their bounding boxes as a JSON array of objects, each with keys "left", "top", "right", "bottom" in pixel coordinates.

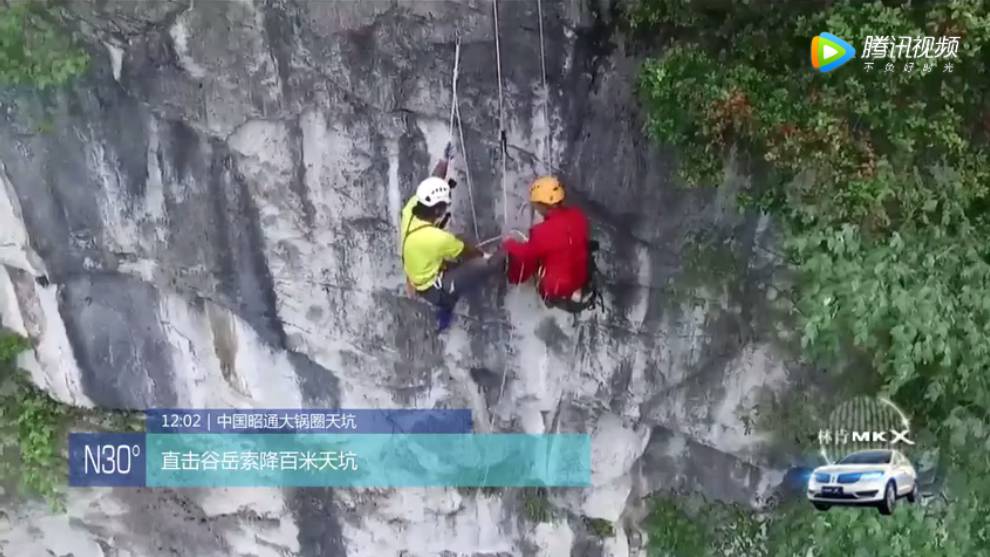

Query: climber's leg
[
  {"left": 439, "top": 249, "right": 507, "bottom": 299},
  {"left": 416, "top": 251, "right": 506, "bottom": 333},
  {"left": 418, "top": 281, "right": 458, "bottom": 332}
]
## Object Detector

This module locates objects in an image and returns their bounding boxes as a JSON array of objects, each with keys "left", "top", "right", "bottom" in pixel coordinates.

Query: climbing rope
[
  {"left": 478, "top": 0, "right": 557, "bottom": 433},
  {"left": 448, "top": 36, "right": 481, "bottom": 241},
  {"left": 492, "top": 0, "right": 509, "bottom": 231},
  {"left": 444, "top": 2, "right": 556, "bottom": 242},
  {"left": 475, "top": 235, "right": 504, "bottom": 249},
  {"left": 537, "top": 0, "right": 553, "bottom": 171},
  {"left": 482, "top": 0, "right": 509, "bottom": 437},
  {"left": 447, "top": 40, "right": 460, "bottom": 143},
  {"left": 453, "top": 103, "right": 480, "bottom": 241}
]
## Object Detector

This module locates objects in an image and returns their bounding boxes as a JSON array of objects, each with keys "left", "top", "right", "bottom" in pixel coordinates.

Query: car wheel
[
  {"left": 878, "top": 481, "right": 897, "bottom": 515},
  {"left": 906, "top": 485, "right": 918, "bottom": 503},
  {"left": 813, "top": 502, "right": 831, "bottom": 511}
]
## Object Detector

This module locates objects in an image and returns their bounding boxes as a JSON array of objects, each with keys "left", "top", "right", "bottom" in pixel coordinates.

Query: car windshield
[{"left": 838, "top": 450, "right": 891, "bottom": 464}]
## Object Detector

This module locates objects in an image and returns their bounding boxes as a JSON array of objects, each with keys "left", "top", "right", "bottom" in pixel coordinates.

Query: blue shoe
[{"left": 435, "top": 307, "right": 454, "bottom": 332}]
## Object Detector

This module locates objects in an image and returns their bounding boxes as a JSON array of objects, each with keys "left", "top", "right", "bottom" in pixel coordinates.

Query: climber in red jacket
[{"left": 503, "top": 176, "right": 592, "bottom": 309}]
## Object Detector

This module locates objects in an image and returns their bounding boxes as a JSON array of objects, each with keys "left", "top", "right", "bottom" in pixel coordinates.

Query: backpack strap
[{"left": 401, "top": 217, "right": 434, "bottom": 262}]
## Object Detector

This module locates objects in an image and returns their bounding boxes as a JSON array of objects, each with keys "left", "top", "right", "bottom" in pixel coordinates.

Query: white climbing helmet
[{"left": 416, "top": 177, "right": 451, "bottom": 207}]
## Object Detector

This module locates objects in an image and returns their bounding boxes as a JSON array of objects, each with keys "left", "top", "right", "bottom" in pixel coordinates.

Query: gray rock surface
[{"left": 0, "top": 1, "right": 800, "bottom": 555}]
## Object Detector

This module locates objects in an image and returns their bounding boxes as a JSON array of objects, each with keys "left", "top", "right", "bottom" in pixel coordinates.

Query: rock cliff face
[{"left": 0, "top": 1, "right": 798, "bottom": 556}]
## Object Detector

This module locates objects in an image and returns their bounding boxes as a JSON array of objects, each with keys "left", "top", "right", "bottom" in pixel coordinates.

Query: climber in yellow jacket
[{"left": 400, "top": 144, "right": 505, "bottom": 332}]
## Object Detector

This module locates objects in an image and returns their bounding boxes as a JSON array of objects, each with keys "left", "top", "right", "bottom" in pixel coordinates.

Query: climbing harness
[{"left": 536, "top": 231, "right": 604, "bottom": 316}]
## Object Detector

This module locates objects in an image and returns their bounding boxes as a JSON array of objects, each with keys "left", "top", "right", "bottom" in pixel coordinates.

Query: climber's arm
[
  {"left": 431, "top": 158, "right": 449, "bottom": 179},
  {"left": 503, "top": 232, "right": 548, "bottom": 266},
  {"left": 458, "top": 242, "right": 485, "bottom": 261},
  {"left": 431, "top": 142, "right": 457, "bottom": 179}
]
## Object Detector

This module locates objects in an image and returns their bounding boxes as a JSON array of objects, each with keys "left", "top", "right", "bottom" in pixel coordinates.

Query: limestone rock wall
[{"left": 0, "top": 1, "right": 796, "bottom": 556}]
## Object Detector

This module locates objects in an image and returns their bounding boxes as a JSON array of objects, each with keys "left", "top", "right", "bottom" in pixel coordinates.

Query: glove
[
  {"left": 447, "top": 178, "right": 457, "bottom": 189},
  {"left": 443, "top": 141, "right": 455, "bottom": 161}
]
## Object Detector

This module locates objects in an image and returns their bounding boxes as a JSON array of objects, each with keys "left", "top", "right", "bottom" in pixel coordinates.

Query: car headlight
[{"left": 859, "top": 471, "right": 884, "bottom": 481}]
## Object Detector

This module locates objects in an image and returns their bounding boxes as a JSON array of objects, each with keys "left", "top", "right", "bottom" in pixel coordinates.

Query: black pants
[{"left": 419, "top": 251, "right": 507, "bottom": 311}]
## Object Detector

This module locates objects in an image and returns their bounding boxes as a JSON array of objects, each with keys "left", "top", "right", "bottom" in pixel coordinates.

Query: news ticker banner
[
  {"left": 69, "top": 433, "right": 591, "bottom": 488},
  {"left": 145, "top": 409, "right": 472, "bottom": 434}
]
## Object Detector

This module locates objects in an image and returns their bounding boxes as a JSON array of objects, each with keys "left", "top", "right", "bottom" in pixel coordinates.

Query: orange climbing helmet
[{"left": 529, "top": 176, "right": 565, "bottom": 205}]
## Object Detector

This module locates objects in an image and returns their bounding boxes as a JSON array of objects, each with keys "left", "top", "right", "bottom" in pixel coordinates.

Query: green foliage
[
  {"left": 647, "top": 490, "right": 990, "bottom": 557},
  {"left": 645, "top": 497, "right": 709, "bottom": 556},
  {"left": 584, "top": 516, "right": 615, "bottom": 538},
  {"left": 634, "top": 0, "right": 990, "bottom": 554},
  {"left": 0, "top": 330, "right": 30, "bottom": 361},
  {"left": 0, "top": 1, "right": 89, "bottom": 88},
  {"left": 646, "top": 495, "right": 767, "bottom": 557},
  {"left": 0, "top": 330, "right": 66, "bottom": 508},
  {"left": 12, "top": 376, "right": 66, "bottom": 506},
  {"left": 522, "top": 488, "right": 553, "bottom": 523},
  {"left": 793, "top": 197, "right": 990, "bottom": 422},
  {"left": 765, "top": 497, "right": 990, "bottom": 557},
  {"left": 0, "top": 331, "right": 142, "bottom": 510}
]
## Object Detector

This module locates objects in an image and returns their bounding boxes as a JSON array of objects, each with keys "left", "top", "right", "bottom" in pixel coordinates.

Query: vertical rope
[
  {"left": 454, "top": 102, "right": 480, "bottom": 240},
  {"left": 488, "top": 0, "right": 509, "bottom": 438},
  {"left": 443, "top": 35, "right": 481, "bottom": 240},
  {"left": 492, "top": 0, "right": 509, "bottom": 231},
  {"left": 446, "top": 36, "right": 480, "bottom": 240},
  {"left": 537, "top": 0, "right": 552, "bottom": 172},
  {"left": 447, "top": 39, "right": 460, "bottom": 141}
]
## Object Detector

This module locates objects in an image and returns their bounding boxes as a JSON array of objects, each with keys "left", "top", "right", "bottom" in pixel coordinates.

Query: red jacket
[{"left": 504, "top": 205, "right": 589, "bottom": 299}]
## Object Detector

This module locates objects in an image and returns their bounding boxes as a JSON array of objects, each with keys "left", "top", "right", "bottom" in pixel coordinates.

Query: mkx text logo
[{"left": 811, "top": 32, "right": 856, "bottom": 72}]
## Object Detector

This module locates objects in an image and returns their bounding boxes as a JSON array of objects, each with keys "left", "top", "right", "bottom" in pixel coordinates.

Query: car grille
[
  {"left": 820, "top": 492, "right": 859, "bottom": 500},
  {"left": 814, "top": 473, "right": 831, "bottom": 483},
  {"left": 811, "top": 489, "right": 879, "bottom": 500},
  {"left": 837, "top": 473, "right": 862, "bottom": 484}
]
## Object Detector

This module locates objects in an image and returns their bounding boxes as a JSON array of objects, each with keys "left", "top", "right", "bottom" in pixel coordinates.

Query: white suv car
[{"left": 807, "top": 449, "right": 917, "bottom": 515}]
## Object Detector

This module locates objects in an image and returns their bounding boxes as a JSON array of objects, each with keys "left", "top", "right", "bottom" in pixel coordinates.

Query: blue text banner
[{"left": 146, "top": 409, "right": 473, "bottom": 434}]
